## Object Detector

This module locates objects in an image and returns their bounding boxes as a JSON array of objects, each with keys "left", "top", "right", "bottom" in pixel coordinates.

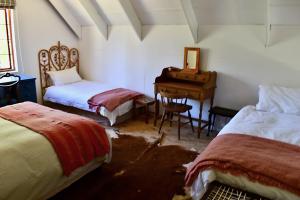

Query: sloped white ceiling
[
  {"left": 192, "top": 0, "right": 266, "bottom": 25},
  {"left": 131, "top": 0, "right": 187, "bottom": 25},
  {"left": 57, "top": 0, "right": 300, "bottom": 26},
  {"left": 62, "top": 0, "right": 94, "bottom": 26},
  {"left": 51, "top": 0, "right": 300, "bottom": 43},
  {"left": 96, "top": 0, "right": 130, "bottom": 25},
  {"left": 270, "top": 0, "right": 300, "bottom": 25}
]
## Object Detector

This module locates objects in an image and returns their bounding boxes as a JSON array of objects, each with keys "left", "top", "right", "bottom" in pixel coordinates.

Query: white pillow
[
  {"left": 47, "top": 67, "right": 82, "bottom": 86},
  {"left": 256, "top": 85, "right": 300, "bottom": 115}
]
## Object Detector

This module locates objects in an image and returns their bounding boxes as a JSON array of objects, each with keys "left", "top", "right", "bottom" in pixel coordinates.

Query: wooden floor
[{"left": 114, "top": 117, "right": 215, "bottom": 153}]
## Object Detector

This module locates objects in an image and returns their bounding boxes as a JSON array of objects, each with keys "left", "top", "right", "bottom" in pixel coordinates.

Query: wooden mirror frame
[{"left": 183, "top": 47, "right": 200, "bottom": 73}]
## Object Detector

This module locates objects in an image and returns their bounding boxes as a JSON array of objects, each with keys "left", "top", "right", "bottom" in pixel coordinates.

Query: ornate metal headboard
[{"left": 38, "top": 41, "right": 79, "bottom": 96}]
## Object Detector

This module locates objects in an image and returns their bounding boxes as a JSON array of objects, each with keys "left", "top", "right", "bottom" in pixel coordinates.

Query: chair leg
[
  {"left": 207, "top": 110, "right": 213, "bottom": 136},
  {"left": 212, "top": 114, "right": 217, "bottom": 134},
  {"left": 177, "top": 112, "right": 181, "bottom": 140},
  {"left": 169, "top": 113, "right": 173, "bottom": 127},
  {"left": 188, "top": 110, "right": 194, "bottom": 133},
  {"left": 158, "top": 110, "right": 167, "bottom": 134}
]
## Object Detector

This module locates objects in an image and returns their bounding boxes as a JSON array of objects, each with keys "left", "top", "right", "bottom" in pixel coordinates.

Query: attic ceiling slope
[
  {"left": 48, "top": 0, "right": 82, "bottom": 39},
  {"left": 130, "top": 0, "right": 187, "bottom": 25},
  {"left": 48, "top": 0, "right": 300, "bottom": 45},
  {"left": 118, "top": 0, "right": 142, "bottom": 40},
  {"left": 96, "top": 0, "right": 130, "bottom": 25},
  {"left": 180, "top": 0, "right": 198, "bottom": 43},
  {"left": 192, "top": 0, "right": 266, "bottom": 25},
  {"left": 78, "top": 0, "right": 108, "bottom": 40},
  {"left": 270, "top": 0, "right": 300, "bottom": 25},
  {"left": 62, "top": 0, "right": 94, "bottom": 26}
]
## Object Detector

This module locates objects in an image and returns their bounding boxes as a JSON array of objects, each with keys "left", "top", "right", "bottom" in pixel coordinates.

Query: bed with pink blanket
[
  {"left": 39, "top": 42, "right": 142, "bottom": 126},
  {"left": 186, "top": 85, "right": 300, "bottom": 200},
  {"left": 44, "top": 81, "right": 142, "bottom": 125},
  {"left": 0, "top": 102, "right": 111, "bottom": 200}
]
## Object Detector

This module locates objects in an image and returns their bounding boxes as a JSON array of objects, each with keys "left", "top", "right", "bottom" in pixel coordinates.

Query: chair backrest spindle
[{"left": 159, "top": 90, "right": 188, "bottom": 106}]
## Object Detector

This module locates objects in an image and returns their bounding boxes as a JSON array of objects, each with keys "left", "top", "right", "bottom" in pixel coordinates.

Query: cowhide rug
[{"left": 51, "top": 133, "right": 198, "bottom": 200}]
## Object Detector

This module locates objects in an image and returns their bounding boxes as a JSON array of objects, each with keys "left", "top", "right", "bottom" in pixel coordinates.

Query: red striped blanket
[
  {"left": 88, "top": 88, "right": 143, "bottom": 112},
  {"left": 0, "top": 102, "right": 110, "bottom": 176},
  {"left": 185, "top": 134, "right": 300, "bottom": 197}
]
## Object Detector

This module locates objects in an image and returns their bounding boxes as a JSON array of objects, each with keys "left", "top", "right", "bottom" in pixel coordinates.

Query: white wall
[
  {"left": 13, "top": 0, "right": 300, "bottom": 120},
  {"left": 15, "top": 0, "right": 78, "bottom": 102},
  {"left": 79, "top": 25, "right": 300, "bottom": 119},
  {"left": 11, "top": 1, "right": 300, "bottom": 122}
]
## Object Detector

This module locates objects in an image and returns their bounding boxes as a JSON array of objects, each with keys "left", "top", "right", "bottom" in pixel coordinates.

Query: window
[{"left": 0, "top": 9, "right": 17, "bottom": 72}]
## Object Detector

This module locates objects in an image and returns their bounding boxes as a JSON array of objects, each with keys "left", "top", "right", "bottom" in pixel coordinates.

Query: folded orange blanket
[
  {"left": 185, "top": 134, "right": 300, "bottom": 197},
  {"left": 0, "top": 102, "right": 110, "bottom": 176},
  {"left": 88, "top": 88, "right": 143, "bottom": 112}
]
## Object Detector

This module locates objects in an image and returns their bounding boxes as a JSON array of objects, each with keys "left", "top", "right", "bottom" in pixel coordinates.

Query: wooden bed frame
[
  {"left": 38, "top": 41, "right": 79, "bottom": 97},
  {"left": 38, "top": 41, "right": 132, "bottom": 126}
]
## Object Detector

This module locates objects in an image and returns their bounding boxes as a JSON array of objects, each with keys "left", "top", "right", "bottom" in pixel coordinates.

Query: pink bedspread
[
  {"left": 88, "top": 88, "right": 143, "bottom": 112},
  {"left": 185, "top": 134, "right": 300, "bottom": 196},
  {"left": 0, "top": 102, "right": 110, "bottom": 176}
]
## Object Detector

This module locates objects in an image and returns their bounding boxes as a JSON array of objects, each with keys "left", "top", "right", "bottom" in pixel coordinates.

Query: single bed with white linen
[
  {"left": 188, "top": 85, "right": 300, "bottom": 200},
  {"left": 39, "top": 42, "right": 137, "bottom": 126},
  {"left": 44, "top": 80, "right": 133, "bottom": 126}
]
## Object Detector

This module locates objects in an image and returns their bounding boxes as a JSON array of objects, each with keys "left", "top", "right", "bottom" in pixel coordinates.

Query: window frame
[{"left": 0, "top": 8, "right": 17, "bottom": 72}]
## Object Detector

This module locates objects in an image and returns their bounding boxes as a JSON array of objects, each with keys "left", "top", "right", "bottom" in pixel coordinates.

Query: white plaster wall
[
  {"left": 15, "top": 0, "right": 78, "bottom": 102},
  {"left": 79, "top": 25, "right": 300, "bottom": 120}
]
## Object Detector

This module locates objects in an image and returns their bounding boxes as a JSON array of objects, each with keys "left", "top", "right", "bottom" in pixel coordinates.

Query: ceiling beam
[
  {"left": 48, "top": 0, "right": 81, "bottom": 39},
  {"left": 118, "top": 0, "right": 142, "bottom": 41},
  {"left": 180, "top": 0, "right": 198, "bottom": 43},
  {"left": 78, "top": 0, "right": 108, "bottom": 40}
]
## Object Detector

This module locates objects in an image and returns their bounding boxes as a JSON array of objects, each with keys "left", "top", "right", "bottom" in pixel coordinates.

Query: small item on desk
[{"left": 183, "top": 47, "right": 200, "bottom": 74}]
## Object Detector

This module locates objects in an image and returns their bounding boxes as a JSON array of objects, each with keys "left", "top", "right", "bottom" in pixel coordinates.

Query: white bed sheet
[
  {"left": 44, "top": 80, "right": 133, "bottom": 125},
  {"left": 191, "top": 105, "right": 300, "bottom": 200},
  {"left": 0, "top": 117, "right": 112, "bottom": 200}
]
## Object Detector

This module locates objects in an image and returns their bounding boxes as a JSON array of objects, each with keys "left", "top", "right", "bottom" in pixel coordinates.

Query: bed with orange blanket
[
  {"left": 186, "top": 105, "right": 300, "bottom": 200},
  {"left": 0, "top": 102, "right": 111, "bottom": 200}
]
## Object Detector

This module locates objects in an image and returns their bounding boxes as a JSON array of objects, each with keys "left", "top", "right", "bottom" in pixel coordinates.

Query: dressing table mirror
[{"left": 183, "top": 47, "right": 200, "bottom": 73}]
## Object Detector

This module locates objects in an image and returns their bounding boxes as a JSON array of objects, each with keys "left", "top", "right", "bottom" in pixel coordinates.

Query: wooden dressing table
[{"left": 154, "top": 67, "right": 217, "bottom": 137}]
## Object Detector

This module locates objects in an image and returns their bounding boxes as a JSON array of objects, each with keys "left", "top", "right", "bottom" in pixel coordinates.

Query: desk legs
[
  {"left": 154, "top": 93, "right": 159, "bottom": 126},
  {"left": 208, "top": 111, "right": 213, "bottom": 135},
  {"left": 198, "top": 102, "right": 203, "bottom": 138},
  {"left": 207, "top": 92, "right": 215, "bottom": 136}
]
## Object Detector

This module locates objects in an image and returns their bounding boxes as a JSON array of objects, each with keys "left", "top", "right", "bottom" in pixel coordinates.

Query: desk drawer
[
  {"left": 156, "top": 86, "right": 201, "bottom": 100},
  {"left": 156, "top": 86, "right": 177, "bottom": 94},
  {"left": 188, "top": 91, "right": 201, "bottom": 99},
  {"left": 167, "top": 71, "right": 211, "bottom": 83}
]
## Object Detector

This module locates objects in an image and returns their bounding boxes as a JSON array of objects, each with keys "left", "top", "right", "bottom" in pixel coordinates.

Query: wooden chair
[
  {"left": 158, "top": 90, "right": 194, "bottom": 140},
  {"left": 0, "top": 73, "right": 20, "bottom": 107}
]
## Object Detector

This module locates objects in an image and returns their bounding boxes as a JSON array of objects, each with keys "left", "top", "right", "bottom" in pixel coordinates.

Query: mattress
[
  {"left": 0, "top": 117, "right": 111, "bottom": 200},
  {"left": 43, "top": 80, "right": 133, "bottom": 125},
  {"left": 191, "top": 105, "right": 300, "bottom": 200}
]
